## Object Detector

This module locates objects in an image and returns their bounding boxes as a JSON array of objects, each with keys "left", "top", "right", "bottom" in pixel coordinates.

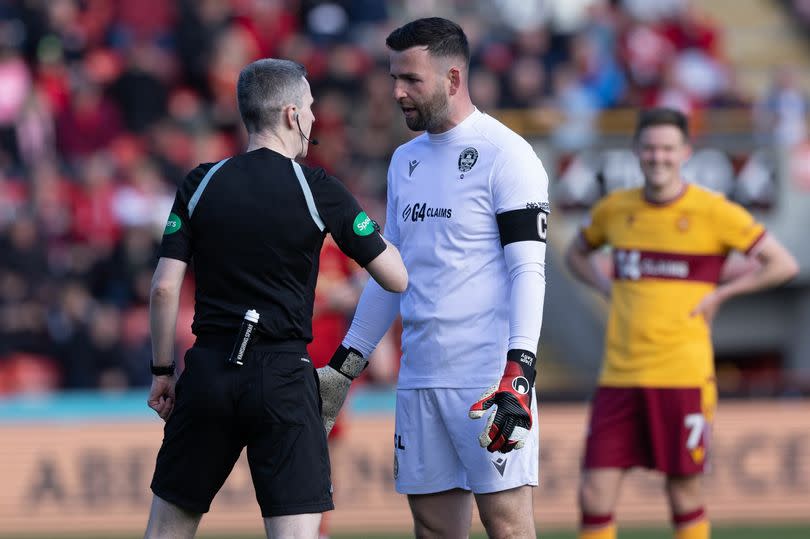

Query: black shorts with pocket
[{"left": 150, "top": 335, "right": 333, "bottom": 517}]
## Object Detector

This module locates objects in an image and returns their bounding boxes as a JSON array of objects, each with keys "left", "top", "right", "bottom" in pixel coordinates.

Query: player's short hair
[
  {"left": 385, "top": 17, "right": 470, "bottom": 65},
  {"left": 635, "top": 108, "right": 690, "bottom": 141},
  {"left": 237, "top": 59, "right": 308, "bottom": 134}
]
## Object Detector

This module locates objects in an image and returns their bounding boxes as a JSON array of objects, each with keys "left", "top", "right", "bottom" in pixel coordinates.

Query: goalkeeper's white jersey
[{"left": 384, "top": 109, "right": 549, "bottom": 389}]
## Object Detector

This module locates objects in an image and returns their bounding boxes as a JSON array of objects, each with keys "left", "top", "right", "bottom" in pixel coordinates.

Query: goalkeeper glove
[
  {"left": 316, "top": 345, "right": 368, "bottom": 435},
  {"left": 469, "top": 349, "right": 536, "bottom": 453}
]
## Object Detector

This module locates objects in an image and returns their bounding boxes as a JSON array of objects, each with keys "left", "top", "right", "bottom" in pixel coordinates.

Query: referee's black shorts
[{"left": 150, "top": 335, "right": 333, "bottom": 517}]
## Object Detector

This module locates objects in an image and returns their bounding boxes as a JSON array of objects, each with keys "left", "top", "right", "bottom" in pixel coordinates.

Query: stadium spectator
[
  {"left": 0, "top": 0, "right": 787, "bottom": 398},
  {"left": 754, "top": 66, "right": 809, "bottom": 148},
  {"left": 0, "top": 41, "right": 32, "bottom": 169}
]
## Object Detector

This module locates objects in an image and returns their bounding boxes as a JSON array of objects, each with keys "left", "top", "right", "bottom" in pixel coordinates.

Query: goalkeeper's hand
[
  {"left": 469, "top": 349, "right": 536, "bottom": 453},
  {"left": 316, "top": 345, "right": 368, "bottom": 436}
]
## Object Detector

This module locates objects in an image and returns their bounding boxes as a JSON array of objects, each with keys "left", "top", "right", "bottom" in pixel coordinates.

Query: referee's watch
[{"left": 150, "top": 361, "right": 176, "bottom": 376}]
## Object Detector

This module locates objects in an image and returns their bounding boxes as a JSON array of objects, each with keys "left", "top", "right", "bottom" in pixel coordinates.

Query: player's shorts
[
  {"left": 394, "top": 387, "right": 539, "bottom": 495},
  {"left": 150, "top": 335, "right": 333, "bottom": 517},
  {"left": 582, "top": 384, "right": 716, "bottom": 476}
]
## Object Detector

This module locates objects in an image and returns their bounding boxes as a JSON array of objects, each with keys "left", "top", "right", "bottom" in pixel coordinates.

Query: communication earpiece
[{"left": 294, "top": 111, "right": 318, "bottom": 146}]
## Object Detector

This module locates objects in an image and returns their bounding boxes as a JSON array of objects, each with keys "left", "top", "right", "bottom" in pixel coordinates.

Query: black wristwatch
[{"left": 150, "top": 361, "right": 176, "bottom": 376}]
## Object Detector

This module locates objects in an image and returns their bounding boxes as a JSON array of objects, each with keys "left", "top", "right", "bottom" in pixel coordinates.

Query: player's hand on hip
[
  {"left": 147, "top": 375, "right": 176, "bottom": 421},
  {"left": 469, "top": 349, "right": 536, "bottom": 453},
  {"left": 690, "top": 290, "right": 724, "bottom": 324},
  {"left": 317, "top": 346, "right": 368, "bottom": 435}
]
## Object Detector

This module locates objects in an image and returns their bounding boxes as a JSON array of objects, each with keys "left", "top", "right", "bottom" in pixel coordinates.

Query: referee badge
[
  {"left": 353, "top": 211, "right": 377, "bottom": 236},
  {"left": 458, "top": 147, "right": 478, "bottom": 178},
  {"left": 163, "top": 213, "right": 182, "bottom": 235}
]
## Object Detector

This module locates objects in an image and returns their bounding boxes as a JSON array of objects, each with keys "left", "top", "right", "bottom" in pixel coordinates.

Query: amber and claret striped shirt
[{"left": 580, "top": 184, "right": 765, "bottom": 387}]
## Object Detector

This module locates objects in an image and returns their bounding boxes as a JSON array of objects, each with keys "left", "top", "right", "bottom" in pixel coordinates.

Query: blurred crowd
[{"left": 0, "top": 0, "right": 804, "bottom": 394}]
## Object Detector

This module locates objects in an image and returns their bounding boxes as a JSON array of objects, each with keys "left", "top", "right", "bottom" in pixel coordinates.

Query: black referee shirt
[{"left": 158, "top": 147, "right": 386, "bottom": 342}]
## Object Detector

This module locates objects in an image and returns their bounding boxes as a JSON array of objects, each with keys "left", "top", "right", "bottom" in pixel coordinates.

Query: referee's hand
[{"left": 147, "top": 375, "right": 176, "bottom": 421}]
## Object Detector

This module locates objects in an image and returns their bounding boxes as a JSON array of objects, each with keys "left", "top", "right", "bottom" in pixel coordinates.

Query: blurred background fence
[
  {"left": 0, "top": 0, "right": 809, "bottom": 536},
  {"left": 0, "top": 395, "right": 807, "bottom": 536}
]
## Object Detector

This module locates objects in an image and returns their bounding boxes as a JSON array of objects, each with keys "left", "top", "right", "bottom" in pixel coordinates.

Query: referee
[{"left": 144, "top": 59, "right": 407, "bottom": 539}]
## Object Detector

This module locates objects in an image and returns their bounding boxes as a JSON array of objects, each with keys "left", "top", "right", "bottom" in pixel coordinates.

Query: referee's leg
[
  {"left": 144, "top": 494, "right": 202, "bottom": 539},
  {"left": 263, "top": 514, "right": 322, "bottom": 538}
]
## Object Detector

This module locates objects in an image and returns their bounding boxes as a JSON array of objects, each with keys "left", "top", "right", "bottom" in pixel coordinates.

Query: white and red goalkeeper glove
[{"left": 469, "top": 349, "right": 536, "bottom": 453}]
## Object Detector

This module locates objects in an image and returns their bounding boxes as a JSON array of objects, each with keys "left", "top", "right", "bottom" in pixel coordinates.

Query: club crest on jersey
[{"left": 458, "top": 147, "right": 478, "bottom": 173}]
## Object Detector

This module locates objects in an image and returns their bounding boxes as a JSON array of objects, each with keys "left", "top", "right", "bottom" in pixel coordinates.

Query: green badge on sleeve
[
  {"left": 164, "top": 213, "right": 182, "bottom": 235},
  {"left": 353, "top": 211, "right": 374, "bottom": 236}
]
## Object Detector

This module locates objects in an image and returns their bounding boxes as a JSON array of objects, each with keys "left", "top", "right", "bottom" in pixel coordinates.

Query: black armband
[
  {"left": 328, "top": 345, "right": 368, "bottom": 380},
  {"left": 506, "top": 349, "right": 537, "bottom": 385},
  {"left": 497, "top": 207, "right": 548, "bottom": 247}
]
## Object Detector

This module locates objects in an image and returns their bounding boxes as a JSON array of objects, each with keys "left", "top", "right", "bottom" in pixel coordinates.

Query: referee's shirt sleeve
[
  {"left": 310, "top": 169, "right": 386, "bottom": 267},
  {"left": 158, "top": 164, "right": 211, "bottom": 262}
]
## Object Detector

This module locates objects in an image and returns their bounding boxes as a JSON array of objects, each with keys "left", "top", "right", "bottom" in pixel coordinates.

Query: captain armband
[{"left": 496, "top": 205, "right": 549, "bottom": 247}]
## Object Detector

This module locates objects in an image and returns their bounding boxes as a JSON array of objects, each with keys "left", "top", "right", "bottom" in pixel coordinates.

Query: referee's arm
[
  {"left": 150, "top": 257, "right": 187, "bottom": 370},
  {"left": 147, "top": 257, "right": 187, "bottom": 420},
  {"left": 365, "top": 237, "right": 408, "bottom": 293},
  {"left": 307, "top": 167, "right": 407, "bottom": 292}
]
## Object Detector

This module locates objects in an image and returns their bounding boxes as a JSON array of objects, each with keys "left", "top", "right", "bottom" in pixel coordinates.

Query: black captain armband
[{"left": 496, "top": 205, "right": 549, "bottom": 247}]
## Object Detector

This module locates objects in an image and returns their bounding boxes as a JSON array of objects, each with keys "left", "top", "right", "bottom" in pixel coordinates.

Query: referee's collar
[{"left": 427, "top": 108, "right": 481, "bottom": 143}]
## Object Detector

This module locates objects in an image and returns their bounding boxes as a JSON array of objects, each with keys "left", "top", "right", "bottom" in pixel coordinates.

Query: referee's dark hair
[
  {"left": 237, "top": 58, "right": 308, "bottom": 134},
  {"left": 386, "top": 17, "right": 470, "bottom": 66},
  {"left": 635, "top": 107, "right": 690, "bottom": 141}
]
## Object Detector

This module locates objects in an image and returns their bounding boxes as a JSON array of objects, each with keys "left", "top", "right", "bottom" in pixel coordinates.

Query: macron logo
[
  {"left": 491, "top": 457, "right": 508, "bottom": 477},
  {"left": 409, "top": 160, "right": 420, "bottom": 176}
]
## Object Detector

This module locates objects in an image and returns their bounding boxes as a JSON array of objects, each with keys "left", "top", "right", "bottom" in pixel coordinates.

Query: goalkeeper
[{"left": 317, "top": 17, "right": 549, "bottom": 539}]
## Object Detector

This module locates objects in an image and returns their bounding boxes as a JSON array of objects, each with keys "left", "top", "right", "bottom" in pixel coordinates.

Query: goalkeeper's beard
[{"left": 403, "top": 87, "right": 449, "bottom": 132}]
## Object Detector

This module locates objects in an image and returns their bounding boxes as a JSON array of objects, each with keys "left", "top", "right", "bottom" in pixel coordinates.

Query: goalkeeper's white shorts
[{"left": 393, "top": 387, "right": 539, "bottom": 495}]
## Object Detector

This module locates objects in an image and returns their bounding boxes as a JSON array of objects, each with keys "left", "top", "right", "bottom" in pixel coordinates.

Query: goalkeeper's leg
[
  {"left": 476, "top": 485, "right": 535, "bottom": 539},
  {"left": 408, "top": 489, "right": 474, "bottom": 538}
]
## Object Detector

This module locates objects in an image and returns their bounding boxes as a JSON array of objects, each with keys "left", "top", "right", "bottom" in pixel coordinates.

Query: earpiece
[{"left": 294, "top": 111, "right": 318, "bottom": 146}]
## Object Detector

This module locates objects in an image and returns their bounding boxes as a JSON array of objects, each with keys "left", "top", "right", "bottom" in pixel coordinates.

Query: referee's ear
[{"left": 286, "top": 107, "right": 298, "bottom": 130}]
